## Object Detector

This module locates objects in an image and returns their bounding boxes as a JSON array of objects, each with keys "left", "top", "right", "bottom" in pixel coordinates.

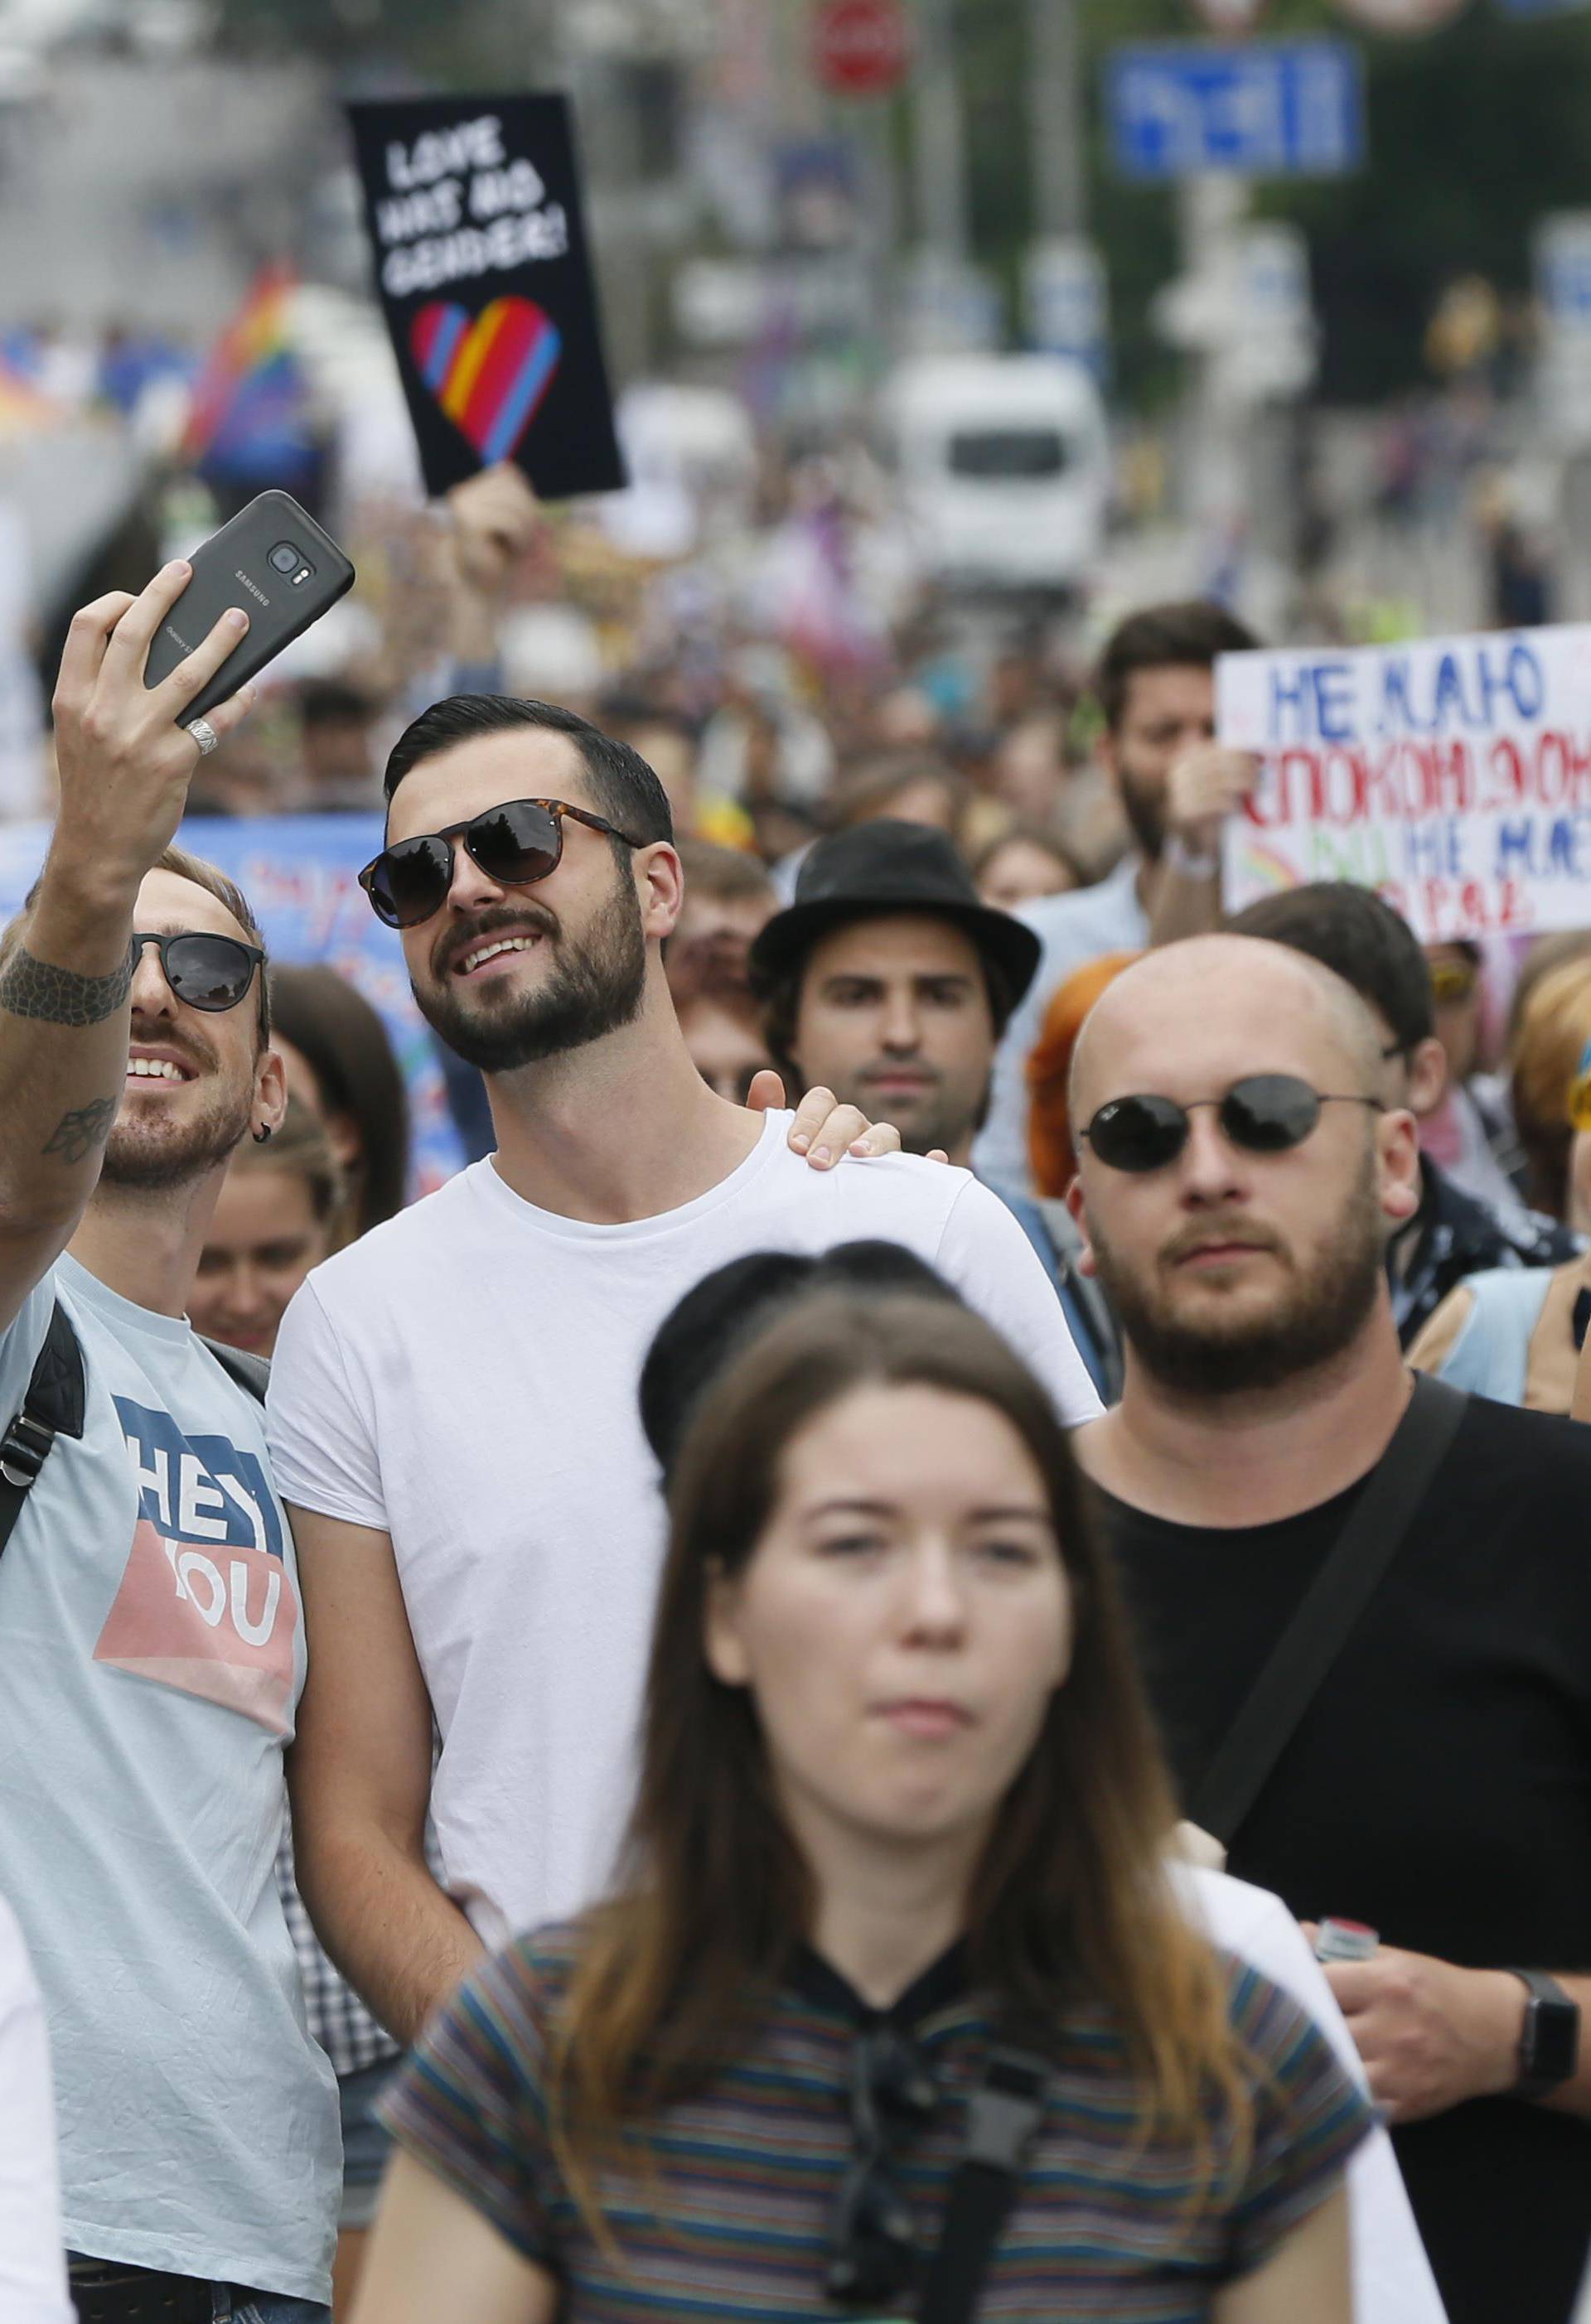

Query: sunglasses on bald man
[{"left": 1080, "top": 1073, "right": 1383, "bottom": 1174}]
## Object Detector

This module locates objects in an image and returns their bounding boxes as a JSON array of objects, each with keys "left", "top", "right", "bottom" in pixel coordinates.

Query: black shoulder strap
[
  {"left": 0, "top": 1300, "right": 86, "bottom": 1566},
  {"left": 918, "top": 2046, "right": 1049, "bottom": 2324},
  {"left": 1187, "top": 1373, "right": 1468, "bottom": 1848},
  {"left": 201, "top": 1337, "right": 269, "bottom": 1405},
  {"left": 0, "top": 1313, "right": 268, "bottom": 1576}
]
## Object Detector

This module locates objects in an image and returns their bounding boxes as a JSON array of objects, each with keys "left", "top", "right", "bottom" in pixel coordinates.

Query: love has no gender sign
[{"left": 346, "top": 94, "right": 626, "bottom": 500}]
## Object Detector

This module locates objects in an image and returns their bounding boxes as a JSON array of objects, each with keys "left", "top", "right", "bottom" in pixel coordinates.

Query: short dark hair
[
  {"left": 1094, "top": 602, "right": 1260, "bottom": 733},
  {"left": 297, "top": 679, "right": 376, "bottom": 730},
  {"left": 674, "top": 838, "right": 776, "bottom": 909},
  {"left": 1227, "top": 882, "right": 1434, "bottom": 1052},
  {"left": 383, "top": 694, "right": 675, "bottom": 849},
  {"left": 758, "top": 911, "right": 1016, "bottom": 1090}
]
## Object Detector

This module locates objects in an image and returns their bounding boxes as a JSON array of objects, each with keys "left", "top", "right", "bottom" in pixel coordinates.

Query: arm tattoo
[
  {"left": 41, "top": 1096, "right": 116, "bottom": 1166},
  {"left": 0, "top": 937, "right": 138, "bottom": 1027}
]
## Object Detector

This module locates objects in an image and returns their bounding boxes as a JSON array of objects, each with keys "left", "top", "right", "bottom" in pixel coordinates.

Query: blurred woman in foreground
[{"left": 354, "top": 1289, "right": 1368, "bottom": 2322}]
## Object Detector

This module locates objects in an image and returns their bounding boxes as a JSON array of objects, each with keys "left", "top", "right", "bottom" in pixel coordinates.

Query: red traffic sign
[{"left": 813, "top": 0, "right": 912, "bottom": 97}]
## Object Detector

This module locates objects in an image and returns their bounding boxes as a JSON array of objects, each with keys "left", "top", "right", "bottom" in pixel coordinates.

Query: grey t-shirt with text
[{"left": 0, "top": 1254, "right": 338, "bottom": 2302}]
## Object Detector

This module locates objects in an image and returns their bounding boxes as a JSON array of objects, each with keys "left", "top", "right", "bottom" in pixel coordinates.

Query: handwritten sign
[
  {"left": 346, "top": 94, "right": 625, "bottom": 500},
  {"left": 1218, "top": 625, "right": 1591, "bottom": 941}
]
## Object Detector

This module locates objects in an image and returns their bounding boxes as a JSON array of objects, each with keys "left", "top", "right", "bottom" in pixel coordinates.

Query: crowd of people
[{"left": 2, "top": 477, "right": 1590, "bottom": 2324}]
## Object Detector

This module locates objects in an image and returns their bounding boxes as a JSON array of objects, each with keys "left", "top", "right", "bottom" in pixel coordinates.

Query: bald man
[{"left": 1067, "top": 936, "right": 1591, "bottom": 2324}]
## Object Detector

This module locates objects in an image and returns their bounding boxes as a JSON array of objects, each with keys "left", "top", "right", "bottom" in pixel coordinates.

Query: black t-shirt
[{"left": 1097, "top": 1392, "right": 1591, "bottom": 2324}]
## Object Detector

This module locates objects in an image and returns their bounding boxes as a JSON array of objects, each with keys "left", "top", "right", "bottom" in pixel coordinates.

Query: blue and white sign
[{"left": 1106, "top": 41, "right": 1364, "bottom": 181}]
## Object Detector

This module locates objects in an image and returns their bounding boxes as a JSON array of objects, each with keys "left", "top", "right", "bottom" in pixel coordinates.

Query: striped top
[{"left": 380, "top": 1925, "right": 1372, "bottom": 2321}]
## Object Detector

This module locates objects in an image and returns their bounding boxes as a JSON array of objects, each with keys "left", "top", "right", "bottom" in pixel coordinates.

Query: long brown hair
[{"left": 554, "top": 1290, "right": 1251, "bottom": 2223}]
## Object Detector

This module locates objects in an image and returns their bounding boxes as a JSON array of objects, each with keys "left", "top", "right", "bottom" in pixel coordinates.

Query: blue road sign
[{"left": 1107, "top": 41, "right": 1364, "bottom": 181}]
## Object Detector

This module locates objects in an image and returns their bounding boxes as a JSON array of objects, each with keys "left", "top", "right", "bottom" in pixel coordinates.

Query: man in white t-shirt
[{"left": 269, "top": 693, "right": 1100, "bottom": 2041}]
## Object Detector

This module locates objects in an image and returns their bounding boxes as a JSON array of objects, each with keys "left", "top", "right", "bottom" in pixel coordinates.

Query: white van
[{"left": 880, "top": 354, "right": 1110, "bottom": 597}]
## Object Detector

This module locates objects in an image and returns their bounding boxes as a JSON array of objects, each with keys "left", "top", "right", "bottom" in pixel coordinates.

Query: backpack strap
[
  {"left": 201, "top": 1336, "right": 269, "bottom": 1406},
  {"left": 0, "top": 1300, "right": 86, "bottom": 1567},
  {"left": 917, "top": 2045, "right": 1050, "bottom": 2324},
  {"left": 1187, "top": 1373, "right": 1468, "bottom": 1847}
]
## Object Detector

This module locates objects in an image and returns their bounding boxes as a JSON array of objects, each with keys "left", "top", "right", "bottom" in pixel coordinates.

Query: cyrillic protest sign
[
  {"left": 346, "top": 94, "right": 625, "bottom": 500},
  {"left": 1218, "top": 625, "right": 1591, "bottom": 942}
]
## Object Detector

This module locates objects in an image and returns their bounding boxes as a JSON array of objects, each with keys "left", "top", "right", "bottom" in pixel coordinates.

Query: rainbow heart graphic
[{"left": 409, "top": 297, "right": 563, "bottom": 466}]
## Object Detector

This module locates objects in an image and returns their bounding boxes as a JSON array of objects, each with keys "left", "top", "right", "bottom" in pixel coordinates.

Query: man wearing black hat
[{"left": 751, "top": 821, "right": 1120, "bottom": 1395}]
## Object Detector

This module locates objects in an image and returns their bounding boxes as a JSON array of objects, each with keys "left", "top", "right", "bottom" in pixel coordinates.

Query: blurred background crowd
[{"left": 5, "top": 0, "right": 1591, "bottom": 1235}]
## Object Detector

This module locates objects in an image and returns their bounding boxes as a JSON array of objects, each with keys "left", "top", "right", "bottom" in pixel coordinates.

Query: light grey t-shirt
[{"left": 0, "top": 1255, "right": 338, "bottom": 2303}]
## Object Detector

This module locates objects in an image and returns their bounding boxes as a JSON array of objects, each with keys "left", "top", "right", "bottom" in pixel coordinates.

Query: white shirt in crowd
[
  {"left": 268, "top": 1116, "right": 1100, "bottom": 1947},
  {"left": 974, "top": 851, "right": 1150, "bottom": 1197},
  {"left": 1182, "top": 1865, "right": 1448, "bottom": 2324},
  {"left": 0, "top": 1892, "right": 73, "bottom": 2324}
]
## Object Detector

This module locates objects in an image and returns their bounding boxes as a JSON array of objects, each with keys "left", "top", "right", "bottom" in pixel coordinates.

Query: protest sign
[
  {"left": 0, "top": 815, "right": 467, "bottom": 1196},
  {"left": 1218, "top": 624, "right": 1591, "bottom": 942},
  {"left": 346, "top": 94, "right": 625, "bottom": 500}
]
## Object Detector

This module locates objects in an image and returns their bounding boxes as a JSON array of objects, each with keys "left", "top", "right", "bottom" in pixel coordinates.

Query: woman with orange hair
[{"left": 1025, "top": 951, "right": 1144, "bottom": 1199}]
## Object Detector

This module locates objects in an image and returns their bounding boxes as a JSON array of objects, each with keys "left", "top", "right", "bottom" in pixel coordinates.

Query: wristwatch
[{"left": 1507, "top": 1970, "right": 1580, "bottom": 2099}]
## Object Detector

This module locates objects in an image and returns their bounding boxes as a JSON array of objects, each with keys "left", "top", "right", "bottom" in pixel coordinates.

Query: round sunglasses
[
  {"left": 825, "top": 2024, "right": 936, "bottom": 2309},
  {"left": 1080, "top": 1073, "right": 1381, "bottom": 1175},
  {"left": 359, "top": 797, "right": 646, "bottom": 931},
  {"left": 133, "top": 930, "right": 265, "bottom": 1013}
]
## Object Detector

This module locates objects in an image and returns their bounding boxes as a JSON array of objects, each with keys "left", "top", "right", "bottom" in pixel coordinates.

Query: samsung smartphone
[{"left": 143, "top": 489, "right": 356, "bottom": 724}]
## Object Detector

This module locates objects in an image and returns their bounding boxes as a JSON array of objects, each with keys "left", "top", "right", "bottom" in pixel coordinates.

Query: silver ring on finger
[{"left": 186, "top": 714, "right": 220, "bottom": 758}]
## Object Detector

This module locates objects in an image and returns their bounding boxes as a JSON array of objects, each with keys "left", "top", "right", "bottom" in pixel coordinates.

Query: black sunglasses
[
  {"left": 1080, "top": 1072, "right": 1381, "bottom": 1175},
  {"left": 359, "top": 797, "right": 646, "bottom": 931},
  {"left": 826, "top": 2025, "right": 937, "bottom": 2309},
  {"left": 133, "top": 930, "right": 264, "bottom": 1014}
]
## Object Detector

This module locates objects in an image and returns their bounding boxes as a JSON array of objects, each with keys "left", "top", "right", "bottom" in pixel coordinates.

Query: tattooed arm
[{"left": 0, "top": 567, "right": 255, "bottom": 1331}]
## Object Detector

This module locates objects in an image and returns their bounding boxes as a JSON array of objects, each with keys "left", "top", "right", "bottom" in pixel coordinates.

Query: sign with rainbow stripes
[
  {"left": 1218, "top": 625, "right": 1591, "bottom": 943},
  {"left": 347, "top": 94, "right": 624, "bottom": 501}
]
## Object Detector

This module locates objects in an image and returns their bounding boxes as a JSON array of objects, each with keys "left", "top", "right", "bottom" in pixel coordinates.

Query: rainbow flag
[{"left": 181, "top": 263, "right": 312, "bottom": 480}]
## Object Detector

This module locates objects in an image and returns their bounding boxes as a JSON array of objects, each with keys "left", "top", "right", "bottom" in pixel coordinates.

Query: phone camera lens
[{"left": 268, "top": 542, "right": 299, "bottom": 574}]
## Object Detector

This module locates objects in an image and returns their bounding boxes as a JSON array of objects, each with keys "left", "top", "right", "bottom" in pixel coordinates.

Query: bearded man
[
  {"left": 1066, "top": 934, "right": 1591, "bottom": 2324},
  {"left": 267, "top": 694, "right": 1099, "bottom": 2066},
  {"left": 0, "top": 563, "right": 341, "bottom": 2319}
]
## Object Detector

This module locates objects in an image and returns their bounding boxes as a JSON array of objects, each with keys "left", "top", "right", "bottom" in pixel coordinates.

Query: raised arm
[
  {"left": 0, "top": 567, "right": 254, "bottom": 1332},
  {"left": 286, "top": 1504, "right": 485, "bottom": 2043}
]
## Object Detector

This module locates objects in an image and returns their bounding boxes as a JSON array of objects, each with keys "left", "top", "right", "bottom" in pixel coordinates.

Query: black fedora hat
[{"left": 747, "top": 820, "right": 1042, "bottom": 1012}]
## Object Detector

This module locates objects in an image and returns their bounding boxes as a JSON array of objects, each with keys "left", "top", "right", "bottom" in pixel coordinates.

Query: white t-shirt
[
  {"left": 0, "top": 1894, "right": 72, "bottom": 2324},
  {"left": 1182, "top": 1866, "right": 1447, "bottom": 2324},
  {"left": 268, "top": 1117, "right": 1100, "bottom": 1944}
]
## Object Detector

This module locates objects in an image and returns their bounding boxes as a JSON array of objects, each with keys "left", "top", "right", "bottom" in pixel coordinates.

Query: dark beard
[
  {"left": 1089, "top": 1157, "right": 1385, "bottom": 1397},
  {"left": 1116, "top": 766, "right": 1167, "bottom": 862},
  {"left": 101, "top": 1085, "right": 256, "bottom": 1192},
  {"left": 415, "top": 868, "right": 648, "bottom": 1075}
]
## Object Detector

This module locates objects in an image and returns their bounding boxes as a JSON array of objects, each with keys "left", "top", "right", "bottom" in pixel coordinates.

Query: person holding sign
[
  {"left": 974, "top": 600, "right": 1259, "bottom": 1199},
  {"left": 1066, "top": 932, "right": 1591, "bottom": 2324}
]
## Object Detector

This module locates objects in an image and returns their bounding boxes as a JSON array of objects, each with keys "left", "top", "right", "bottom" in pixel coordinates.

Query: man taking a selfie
[{"left": 0, "top": 564, "right": 341, "bottom": 2323}]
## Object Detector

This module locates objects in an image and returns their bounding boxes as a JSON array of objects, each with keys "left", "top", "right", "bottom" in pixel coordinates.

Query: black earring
[{"left": 253, "top": 1124, "right": 273, "bottom": 1144}]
